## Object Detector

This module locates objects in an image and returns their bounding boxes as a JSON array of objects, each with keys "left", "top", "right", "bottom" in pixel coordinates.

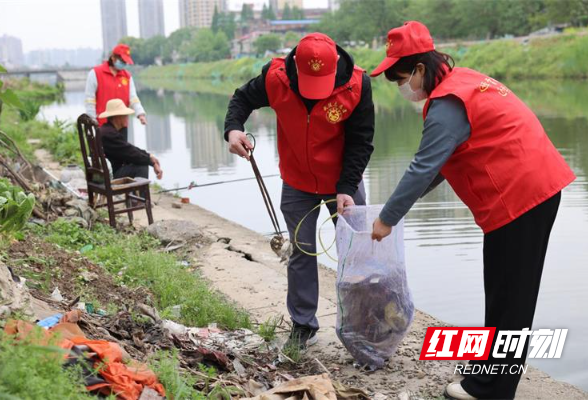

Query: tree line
[
  {"left": 316, "top": 0, "right": 588, "bottom": 43},
  {"left": 120, "top": 0, "right": 588, "bottom": 65}
]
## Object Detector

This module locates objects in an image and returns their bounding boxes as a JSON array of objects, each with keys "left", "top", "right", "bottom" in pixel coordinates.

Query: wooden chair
[{"left": 76, "top": 114, "right": 154, "bottom": 228}]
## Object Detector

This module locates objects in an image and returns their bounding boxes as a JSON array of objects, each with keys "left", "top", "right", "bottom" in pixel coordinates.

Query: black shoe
[{"left": 284, "top": 323, "right": 318, "bottom": 351}]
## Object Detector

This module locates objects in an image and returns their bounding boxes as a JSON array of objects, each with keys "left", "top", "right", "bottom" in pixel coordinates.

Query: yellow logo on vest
[
  {"left": 120, "top": 77, "right": 129, "bottom": 86},
  {"left": 479, "top": 77, "right": 509, "bottom": 96},
  {"left": 324, "top": 101, "right": 347, "bottom": 124},
  {"left": 308, "top": 58, "right": 324, "bottom": 73}
]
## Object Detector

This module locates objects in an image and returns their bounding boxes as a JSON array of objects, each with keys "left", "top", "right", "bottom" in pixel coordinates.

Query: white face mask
[{"left": 398, "top": 68, "right": 427, "bottom": 102}]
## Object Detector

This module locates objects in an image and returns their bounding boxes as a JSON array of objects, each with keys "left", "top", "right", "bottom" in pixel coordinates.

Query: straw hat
[{"left": 98, "top": 99, "right": 135, "bottom": 119}]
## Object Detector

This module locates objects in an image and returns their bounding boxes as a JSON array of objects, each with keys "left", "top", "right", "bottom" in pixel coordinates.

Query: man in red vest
[
  {"left": 224, "top": 33, "right": 375, "bottom": 350},
  {"left": 85, "top": 44, "right": 147, "bottom": 141}
]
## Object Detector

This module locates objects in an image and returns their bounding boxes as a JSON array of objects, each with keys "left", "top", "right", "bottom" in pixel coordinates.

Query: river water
[{"left": 40, "top": 79, "right": 588, "bottom": 390}]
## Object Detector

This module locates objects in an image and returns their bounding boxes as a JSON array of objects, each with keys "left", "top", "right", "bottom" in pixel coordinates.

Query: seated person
[{"left": 98, "top": 99, "right": 163, "bottom": 180}]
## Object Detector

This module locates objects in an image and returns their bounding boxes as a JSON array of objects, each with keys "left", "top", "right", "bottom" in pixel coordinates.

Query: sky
[{"left": 0, "top": 0, "right": 328, "bottom": 52}]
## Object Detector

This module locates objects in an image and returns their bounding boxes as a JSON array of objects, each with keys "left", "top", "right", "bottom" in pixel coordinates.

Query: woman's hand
[{"left": 372, "top": 217, "right": 392, "bottom": 241}]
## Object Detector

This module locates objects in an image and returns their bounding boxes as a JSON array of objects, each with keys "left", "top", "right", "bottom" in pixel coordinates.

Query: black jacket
[
  {"left": 99, "top": 122, "right": 153, "bottom": 174},
  {"left": 224, "top": 46, "right": 375, "bottom": 196}
]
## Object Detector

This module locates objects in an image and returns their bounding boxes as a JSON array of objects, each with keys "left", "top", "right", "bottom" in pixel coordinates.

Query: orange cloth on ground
[{"left": 4, "top": 318, "right": 165, "bottom": 400}]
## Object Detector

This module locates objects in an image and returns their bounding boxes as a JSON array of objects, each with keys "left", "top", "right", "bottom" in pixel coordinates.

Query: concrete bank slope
[{"left": 132, "top": 196, "right": 588, "bottom": 399}]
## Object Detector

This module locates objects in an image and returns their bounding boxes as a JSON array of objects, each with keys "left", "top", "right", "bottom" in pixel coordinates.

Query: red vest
[
  {"left": 94, "top": 61, "right": 131, "bottom": 126},
  {"left": 424, "top": 68, "right": 575, "bottom": 233},
  {"left": 265, "top": 58, "right": 363, "bottom": 194}
]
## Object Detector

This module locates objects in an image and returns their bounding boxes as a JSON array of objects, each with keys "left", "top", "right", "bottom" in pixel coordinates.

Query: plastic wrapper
[{"left": 335, "top": 205, "right": 414, "bottom": 370}]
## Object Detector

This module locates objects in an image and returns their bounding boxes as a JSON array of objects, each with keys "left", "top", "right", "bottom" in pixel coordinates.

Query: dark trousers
[
  {"left": 280, "top": 181, "right": 366, "bottom": 330},
  {"left": 113, "top": 164, "right": 149, "bottom": 179},
  {"left": 461, "top": 192, "right": 561, "bottom": 399}
]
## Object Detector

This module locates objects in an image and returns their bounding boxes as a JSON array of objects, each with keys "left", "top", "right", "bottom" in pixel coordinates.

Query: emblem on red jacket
[
  {"left": 324, "top": 101, "right": 347, "bottom": 124},
  {"left": 121, "top": 77, "right": 129, "bottom": 86}
]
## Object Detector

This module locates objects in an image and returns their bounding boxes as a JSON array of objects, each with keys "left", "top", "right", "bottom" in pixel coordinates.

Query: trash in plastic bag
[{"left": 335, "top": 205, "right": 414, "bottom": 370}]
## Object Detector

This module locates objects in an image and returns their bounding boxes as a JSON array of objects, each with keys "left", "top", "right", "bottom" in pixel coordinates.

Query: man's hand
[
  {"left": 150, "top": 155, "right": 163, "bottom": 180},
  {"left": 336, "top": 194, "right": 355, "bottom": 215},
  {"left": 228, "top": 130, "right": 253, "bottom": 161},
  {"left": 138, "top": 114, "right": 147, "bottom": 125},
  {"left": 372, "top": 217, "right": 392, "bottom": 242}
]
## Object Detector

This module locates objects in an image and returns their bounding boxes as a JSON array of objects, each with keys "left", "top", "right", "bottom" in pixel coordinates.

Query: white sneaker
[{"left": 444, "top": 382, "right": 477, "bottom": 400}]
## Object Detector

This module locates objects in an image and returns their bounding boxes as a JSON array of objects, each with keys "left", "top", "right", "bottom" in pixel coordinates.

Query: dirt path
[{"left": 129, "top": 195, "right": 587, "bottom": 399}]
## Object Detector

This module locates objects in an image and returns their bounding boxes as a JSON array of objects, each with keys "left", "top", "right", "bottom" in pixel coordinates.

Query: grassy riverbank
[
  {"left": 0, "top": 78, "right": 253, "bottom": 398},
  {"left": 139, "top": 29, "right": 588, "bottom": 89},
  {"left": 0, "top": 79, "right": 81, "bottom": 165}
]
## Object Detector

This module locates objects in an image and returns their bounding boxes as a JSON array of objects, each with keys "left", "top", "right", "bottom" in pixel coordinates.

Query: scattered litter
[
  {"left": 162, "top": 319, "right": 187, "bottom": 336},
  {"left": 332, "top": 380, "right": 370, "bottom": 399},
  {"left": 80, "top": 244, "right": 94, "bottom": 254},
  {"left": 233, "top": 358, "right": 247, "bottom": 377},
  {"left": 51, "top": 287, "right": 64, "bottom": 302},
  {"left": 80, "top": 270, "right": 98, "bottom": 282},
  {"left": 5, "top": 312, "right": 166, "bottom": 399},
  {"left": 0, "top": 263, "right": 34, "bottom": 318},
  {"left": 37, "top": 313, "right": 63, "bottom": 329},
  {"left": 170, "top": 305, "right": 182, "bottom": 319},
  {"left": 243, "top": 373, "right": 337, "bottom": 400}
]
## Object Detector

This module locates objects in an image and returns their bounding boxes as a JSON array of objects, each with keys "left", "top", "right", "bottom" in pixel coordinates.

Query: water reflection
[{"left": 39, "top": 79, "right": 588, "bottom": 390}]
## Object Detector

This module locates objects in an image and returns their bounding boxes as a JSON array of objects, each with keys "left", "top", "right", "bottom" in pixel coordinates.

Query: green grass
[
  {"left": 0, "top": 329, "right": 94, "bottom": 400},
  {"left": 0, "top": 79, "right": 79, "bottom": 166},
  {"left": 256, "top": 315, "right": 282, "bottom": 342},
  {"left": 32, "top": 219, "right": 251, "bottom": 330},
  {"left": 149, "top": 350, "right": 205, "bottom": 399}
]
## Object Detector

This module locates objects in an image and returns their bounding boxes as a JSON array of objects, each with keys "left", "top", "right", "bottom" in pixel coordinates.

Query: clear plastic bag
[{"left": 335, "top": 205, "right": 414, "bottom": 370}]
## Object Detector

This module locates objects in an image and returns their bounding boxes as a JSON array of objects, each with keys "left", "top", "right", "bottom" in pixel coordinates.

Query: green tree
[
  {"left": 291, "top": 5, "right": 304, "bottom": 20},
  {"left": 162, "top": 27, "right": 196, "bottom": 63},
  {"left": 282, "top": 3, "right": 292, "bottom": 19},
  {"left": 0, "top": 65, "right": 24, "bottom": 118},
  {"left": 253, "top": 33, "right": 282, "bottom": 56},
  {"left": 262, "top": 4, "right": 277, "bottom": 20},
  {"left": 212, "top": 5, "right": 220, "bottom": 32},
  {"left": 241, "top": 3, "right": 254, "bottom": 23},
  {"left": 180, "top": 29, "right": 230, "bottom": 62},
  {"left": 284, "top": 31, "right": 300, "bottom": 47}
]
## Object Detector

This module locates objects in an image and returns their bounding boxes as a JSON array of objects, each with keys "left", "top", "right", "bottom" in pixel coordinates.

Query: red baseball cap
[
  {"left": 370, "top": 21, "right": 435, "bottom": 77},
  {"left": 112, "top": 44, "right": 134, "bottom": 65},
  {"left": 295, "top": 33, "right": 338, "bottom": 99}
]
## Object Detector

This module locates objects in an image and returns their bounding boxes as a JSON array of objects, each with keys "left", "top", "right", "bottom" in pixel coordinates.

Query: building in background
[
  {"left": 269, "top": 0, "right": 303, "bottom": 11},
  {"left": 25, "top": 48, "right": 102, "bottom": 68},
  {"left": 0, "top": 35, "right": 24, "bottom": 68},
  {"left": 179, "top": 0, "right": 227, "bottom": 29},
  {"left": 228, "top": 0, "right": 266, "bottom": 12},
  {"left": 139, "top": 0, "right": 165, "bottom": 39},
  {"left": 328, "top": 0, "right": 340, "bottom": 12},
  {"left": 100, "top": 0, "right": 128, "bottom": 55}
]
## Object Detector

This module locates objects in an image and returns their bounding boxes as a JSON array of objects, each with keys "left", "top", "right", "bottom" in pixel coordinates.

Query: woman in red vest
[
  {"left": 85, "top": 44, "right": 147, "bottom": 131},
  {"left": 370, "top": 22, "right": 575, "bottom": 400}
]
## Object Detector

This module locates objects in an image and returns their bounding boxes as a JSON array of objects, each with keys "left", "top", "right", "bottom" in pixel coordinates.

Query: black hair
[{"left": 384, "top": 50, "right": 455, "bottom": 95}]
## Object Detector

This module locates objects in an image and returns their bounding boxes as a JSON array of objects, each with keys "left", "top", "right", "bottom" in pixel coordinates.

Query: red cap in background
[
  {"left": 370, "top": 21, "right": 435, "bottom": 77},
  {"left": 112, "top": 44, "right": 134, "bottom": 65},
  {"left": 295, "top": 33, "right": 338, "bottom": 99}
]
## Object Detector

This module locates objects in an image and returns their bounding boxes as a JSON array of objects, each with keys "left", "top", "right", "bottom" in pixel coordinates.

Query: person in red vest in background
[
  {"left": 85, "top": 44, "right": 146, "bottom": 140},
  {"left": 370, "top": 21, "right": 576, "bottom": 400},
  {"left": 224, "top": 33, "right": 375, "bottom": 351}
]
